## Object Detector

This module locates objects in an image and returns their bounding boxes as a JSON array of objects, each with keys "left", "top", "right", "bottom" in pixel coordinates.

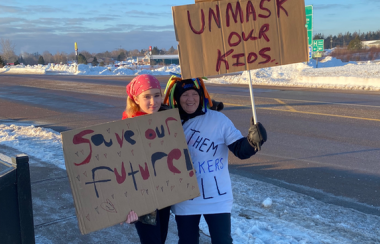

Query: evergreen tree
[
  {"left": 348, "top": 36, "right": 363, "bottom": 50},
  {"left": 152, "top": 46, "right": 159, "bottom": 55},
  {"left": 0, "top": 55, "right": 4, "bottom": 68},
  {"left": 18, "top": 56, "right": 25, "bottom": 64},
  {"left": 91, "top": 56, "right": 99, "bottom": 66},
  {"left": 117, "top": 52, "right": 126, "bottom": 61},
  {"left": 313, "top": 33, "right": 324, "bottom": 40},
  {"left": 78, "top": 53, "right": 87, "bottom": 64},
  {"left": 168, "top": 46, "right": 176, "bottom": 54},
  {"left": 14, "top": 60, "right": 20, "bottom": 65},
  {"left": 38, "top": 56, "right": 45, "bottom": 65}
]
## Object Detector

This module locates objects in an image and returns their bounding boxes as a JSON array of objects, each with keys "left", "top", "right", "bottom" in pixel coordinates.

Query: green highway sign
[
  {"left": 313, "top": 39, "right": 324, "bottom": 52},
  {"left": 305, "top": 5, "right": 313, "bottom": 15},
  {"left": 305, "top": 5, "right": 313, "bottom": 46}
]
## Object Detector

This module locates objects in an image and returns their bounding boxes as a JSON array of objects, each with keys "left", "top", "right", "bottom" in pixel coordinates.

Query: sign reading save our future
[
  {"left": 61, "top": 109, "right": 200, "bottom": 234},
  {"left": 172, "top": 0, "right": 308, "bottom": 79}
]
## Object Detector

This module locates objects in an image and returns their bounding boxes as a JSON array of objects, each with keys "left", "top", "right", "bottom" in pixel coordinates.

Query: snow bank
[
  {"left": 0, "top": 124, "right": 65, "bottom": 170},
  {"left": 0, "top": 64, "right": 47, "bottom": 74},
  {"left": 206, "top": 57, "right": 380, "bottom": 91},
  {"left": 1, "top": 56, "right": 380, "bottom": 91}
]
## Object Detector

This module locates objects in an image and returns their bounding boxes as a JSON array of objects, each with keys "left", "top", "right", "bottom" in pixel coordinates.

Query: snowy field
[
  {"left": 1, "top": 124, "right": 379, "bottom": 244},
  {"left": 1, "top": 55, "right": 380, "bottom": 91}
]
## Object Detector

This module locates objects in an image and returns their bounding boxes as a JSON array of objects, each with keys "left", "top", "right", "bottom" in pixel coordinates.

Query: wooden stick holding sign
[
  {"left": 248, "top": 71, "right": 258, "bottom": 123},
  {"left": 172, "top": 0, "right": 309, "bottom": 121}
]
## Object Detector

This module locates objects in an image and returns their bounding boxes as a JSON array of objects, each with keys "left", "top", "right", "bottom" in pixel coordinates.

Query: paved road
[{"left": 1, "top": 74, "right": 379, "bottom": 216}]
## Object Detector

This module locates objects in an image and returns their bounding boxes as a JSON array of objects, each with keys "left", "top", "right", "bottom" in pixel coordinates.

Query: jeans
[{"left": 175, "top": 213, "right": 233, "bottom": 244}]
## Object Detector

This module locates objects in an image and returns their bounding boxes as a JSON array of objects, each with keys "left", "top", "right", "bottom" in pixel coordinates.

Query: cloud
[
  {"left": 0, "top": 4, "right": 23, "bottom": 13},
  {"left": 6, "top": 31, "right": 178, "bottom": 54},
  {"left": 0, "top": 17, "right": 25, "bottom": 24},
  {"left": 0, "top": 16, "right": 124, "bottom": 34},
  {"left": 0, "top": 4, "right": 67, "bottom": 14},
  {"left": 313, "top": 4, "right": 353, "bottom": 10},
  {"left": 124, "top": 10, "right": 169, "bottom": 18},
  {"left": 26, "top": 5, "right": 67, "bottom": 13}
]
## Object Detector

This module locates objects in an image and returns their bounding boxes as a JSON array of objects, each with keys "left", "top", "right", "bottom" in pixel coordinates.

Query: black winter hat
[
  {"left": 173, "top": 79, "right": 203, "bottom": 103},
  {"left": 173, "top": 79, "right": 205, "bottom": 123}
]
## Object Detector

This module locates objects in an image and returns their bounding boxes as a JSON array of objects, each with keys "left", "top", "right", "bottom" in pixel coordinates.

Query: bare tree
[
  {"left": 80, "top": 50, "right": 93, "bottom": 60},
  {"left": 53, "top": 51, "right": 68, "bottom": 64},
  {"left": 67, "top": 52, "right": 76, "bottom": 62},
  {"left": 129, "top": 49, "right": 140, "bottom": 57},
  {"left": 22, "top": 52, "right": 38, "bottom": 65},
  {"left": 0, "top": 38, "right": 17, "bottom": 63},
  {"left": 42, "top": 51, "right": 54, "bottom": 64}
]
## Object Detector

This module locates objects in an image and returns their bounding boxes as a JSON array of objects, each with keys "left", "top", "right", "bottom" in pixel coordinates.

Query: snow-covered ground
[
  {"left": 1, "top": 54, "right": 380, "bottom": 242},
  {"left": 209, "top": 57, "right": 380, "bottom": 91},
  {"left": 0, "top": 63, "right": 181, "bottom": 76},
  {"left": 1, "top": 55, "right": 380, "bottom": 91},
  {"left": 1, "top": 124, "right": 379, "bottom": 243}
]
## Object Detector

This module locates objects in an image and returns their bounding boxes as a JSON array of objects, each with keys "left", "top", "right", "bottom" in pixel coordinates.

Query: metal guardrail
[{"left": 0, "top": 154, "right": 35, "bottom": 244}]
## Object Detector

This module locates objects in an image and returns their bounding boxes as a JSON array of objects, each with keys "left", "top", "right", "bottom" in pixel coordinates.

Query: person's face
[
  {"left": 134, "top": 88, "right": 162, "bottom": 114},
  {"left": 179, "top": 89, "right": 200, "bottom": 114}
]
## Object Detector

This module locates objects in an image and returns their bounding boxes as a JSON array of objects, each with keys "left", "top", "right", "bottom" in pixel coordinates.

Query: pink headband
[{"left": 126, "top": 74, "right": 161, "bottom": 100}]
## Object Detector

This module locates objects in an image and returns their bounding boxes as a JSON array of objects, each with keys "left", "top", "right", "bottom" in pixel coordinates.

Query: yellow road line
[
  {"left": 223, "top": 103, "right": 380, "bottom": 122},
  {"left": 224, "top": 94, "right": 380, "bottom": 108},
  {"left": 274, "top": 99, "right": 297, "bottom": 112},
  {"left": 224, "top": 103, "right": 244, "bottom": 106}
]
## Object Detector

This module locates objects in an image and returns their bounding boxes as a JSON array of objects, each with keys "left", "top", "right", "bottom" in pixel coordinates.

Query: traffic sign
[
  {"left": 313, "top": 52, "right": 322, "bottom": 58},
  {"left": 313, "top": 39, "right": 324, "bottom": 52},
  {"left": 309, "top": 46, "right": 312, "bottom": 59},
  {"left": 305, "top": 5, "right": 313, "bottom": 46}
]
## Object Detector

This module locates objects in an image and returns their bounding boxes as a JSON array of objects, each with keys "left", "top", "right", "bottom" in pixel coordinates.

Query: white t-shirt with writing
[{"left": 171, "top": 110, "right": 243, "bottom": 215}]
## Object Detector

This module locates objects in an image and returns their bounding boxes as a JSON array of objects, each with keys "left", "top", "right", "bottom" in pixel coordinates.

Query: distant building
[
  {"left": 144, "top": 54, "right": 179, "bottom": 65},
  {"left": 136, "top": 57, "right": 145, "bottom": 65},
  {"left": 362, "top": 40, "right": 380, "bottom": 48}
]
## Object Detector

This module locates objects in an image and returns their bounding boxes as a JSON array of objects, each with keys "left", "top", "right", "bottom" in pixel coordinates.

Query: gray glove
[{"left": 247, "top": 118, "right": 267, "bottom": 151}]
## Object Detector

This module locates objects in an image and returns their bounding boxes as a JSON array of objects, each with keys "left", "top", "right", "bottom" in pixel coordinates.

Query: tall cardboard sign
[
  {"left": 61, "top": 109, "right": 200, "bottom": 234},
  {"left": 172, "top": 0, "right": 308, "bottom": 79}
]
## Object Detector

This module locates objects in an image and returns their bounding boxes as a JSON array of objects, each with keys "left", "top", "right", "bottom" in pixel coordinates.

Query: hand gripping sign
[{"left": 61, "top": 109, "right": 199, "bottom": 234}]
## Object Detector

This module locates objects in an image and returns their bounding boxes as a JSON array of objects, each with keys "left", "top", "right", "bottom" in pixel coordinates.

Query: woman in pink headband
[
  {"left": 121, "top": 74, "right": 225, "bottom": 244},
  {"left": 122, "top": 74, "right": 162, "bottom": 119},
  {"left": 121, "top": 74, "right": 171, "bottom": 244}
]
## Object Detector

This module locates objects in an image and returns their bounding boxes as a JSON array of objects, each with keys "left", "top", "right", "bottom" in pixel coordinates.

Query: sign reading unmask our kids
[{"left": 172, "top": 0, "right": 308, "bottom": 79}]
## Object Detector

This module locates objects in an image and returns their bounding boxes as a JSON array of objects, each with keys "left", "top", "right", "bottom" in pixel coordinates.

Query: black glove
[
  {"left": 211, "top": 99, "right": 224, "bottom": 111},
  {"left": 247, "top": 118, "right": 267, "bottom": 151}
]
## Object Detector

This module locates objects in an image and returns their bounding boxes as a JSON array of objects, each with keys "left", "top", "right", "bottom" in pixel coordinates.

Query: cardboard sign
[
  {"left": 61, "top": 109, "right": 200, "bottom": 234},
  {"left": 172, "top": 0, "right": 308, "bottom": 79}
]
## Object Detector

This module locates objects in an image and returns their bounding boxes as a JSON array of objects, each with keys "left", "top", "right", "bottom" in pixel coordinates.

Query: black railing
[{"left": 0, "top": 154, "right": 35, "bottom": 244}]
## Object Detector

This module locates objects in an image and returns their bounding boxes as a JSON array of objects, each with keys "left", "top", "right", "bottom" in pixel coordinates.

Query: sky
[{"left": 1, "top": 0, "right": 379, "bottom": 55}]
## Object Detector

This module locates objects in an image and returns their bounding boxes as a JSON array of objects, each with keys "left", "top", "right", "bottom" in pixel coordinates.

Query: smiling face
[
  {"left": 134, "top": 88, "right": 162, "bottom": 114},
  {"left": 179, "top": 89, "right": 200, "bottom": 114}
]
